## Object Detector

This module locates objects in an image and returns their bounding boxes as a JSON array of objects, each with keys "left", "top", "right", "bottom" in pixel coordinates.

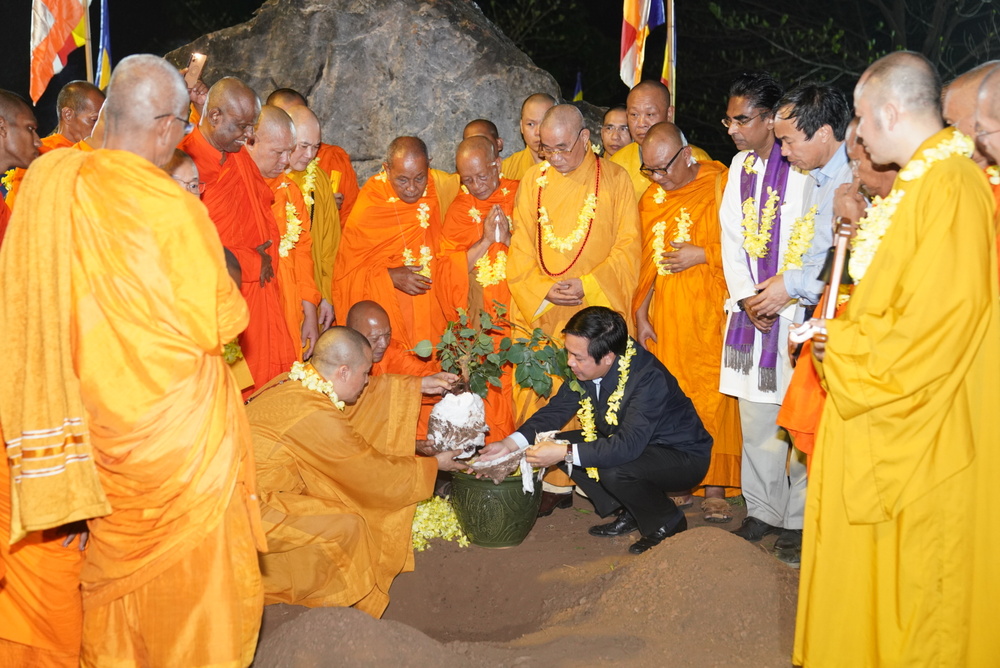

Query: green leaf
[
  {"left": 470, "top": 374, "right": 488, "bottom": 398},
  {"left": 460, "top": 328, "right": 476, "bottom": 339},
  {"left": 487, "top": 375, "right": 502, "bottom": 388},
  {"left": 412, "top": 340, "right": 434, "bottom": 358}
]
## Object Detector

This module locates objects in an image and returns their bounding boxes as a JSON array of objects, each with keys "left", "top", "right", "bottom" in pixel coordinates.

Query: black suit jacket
[{"left": 516, "top": 340, "right": 712, "bottom": 469}]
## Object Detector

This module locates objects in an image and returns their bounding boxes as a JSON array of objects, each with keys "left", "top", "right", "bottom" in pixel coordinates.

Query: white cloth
[{"left": 738, "top": 399, "right": 806, "bottom": 529}]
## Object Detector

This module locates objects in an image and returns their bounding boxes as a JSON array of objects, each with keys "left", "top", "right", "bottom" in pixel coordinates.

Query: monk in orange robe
[
  {"left": 967, "top": 63, "right": 1000, "bottom": 274},
  {"left": 0, "top": 91, "right": 41, "bottom": 243},
  {"left": 0, "top": 56, "right": 264, "bottom": 667},
  {"left": 435, "top": 136, "right": 518, "bottom": 438},
  {"left": 4, "top": 81, "right": 103, "bottom": 209},
  {"left": 248, "top": 105, "right": 321, "bottom": 360},
  {"left": 180, "top": 77, "right": 297, "bottom": 394},
  {"left": 247, "top": 328, "right": 464, "bottom": 617},
  {"left": 632, "top": 123, "right": 742, "bottom": 519},
  {"left": 333, "top": 136, "right": 460, "bottom": 355},
  {"left": 501, "top": 93, "right": 555, "bottom": 181}
]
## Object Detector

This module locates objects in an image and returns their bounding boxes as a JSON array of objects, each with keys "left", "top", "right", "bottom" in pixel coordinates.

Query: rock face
[{"left": 166, "top": 0, "right": 561, "bottom": 179}]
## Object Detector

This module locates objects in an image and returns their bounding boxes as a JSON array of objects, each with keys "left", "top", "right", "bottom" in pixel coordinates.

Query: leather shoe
[
  {"left": 537, "top": 491, "right": 573, "bottom": 517},
  {"left": 628, "top": 515, "right": 688, "bottom": 554},
  {"left": 731, "top": 516, "right": 781, "bottom": 542},
  {"left": 773, "top": 529, "right": 802, "bottom": 550},
  {"left": 588, "top": 509, "right": 639, "bottom": 537}
]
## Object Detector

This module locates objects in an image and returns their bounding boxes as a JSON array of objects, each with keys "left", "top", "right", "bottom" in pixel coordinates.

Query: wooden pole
[
  {"left": 666, "top": 0, "right": 676, "bottom": 108},
  {"left": 83, "top": 0, "right": 94, "bottom": 84}
]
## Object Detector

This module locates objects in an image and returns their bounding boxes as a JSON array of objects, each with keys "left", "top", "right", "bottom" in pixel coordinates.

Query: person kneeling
[
  {"left": 480, "top": 307, "right": 712, "bottom": 554},
  {"left": 246, "top": 327, "right": 465, "bottom": 618}
]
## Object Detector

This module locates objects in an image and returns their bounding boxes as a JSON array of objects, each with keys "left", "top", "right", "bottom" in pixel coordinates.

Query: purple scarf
[{"left": 724, "top": 141, "right": 792, "bottom": 393}]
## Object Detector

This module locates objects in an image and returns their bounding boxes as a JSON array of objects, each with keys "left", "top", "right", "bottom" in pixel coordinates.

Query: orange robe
[
  {"left": 289, "top": 160, "right": 342, "bottom": 312},
  {"left": 3, "top": 133, "right": 74, "bottom": 209},
  {"left": 180, "top": 127, "right": 297, "bottom": 394},
  {"left": 317, "top": 142, "right": 360, "bottom": 223},
  {"left": 265, "top": 174, "right": 321, "bottom": 360},
  {"left": 633, "top": 162, "right": 741, "bottom": 494},
  {"left": 0, "top": 198, "right": 10, "bottom": 245},
  {"left": 248, "top": 373, "right": 436, "bottom": 618},
  {"left": 333, "top": 169, "right": 457, "bottom": 352},
  {"left": 435, "top": 179, "right": 520, "bottom": 438},
  {"left": 501, "top": 147, "right": 538, "bottom": 181},
  {"left": 0, "top": 148, "right": 265, "bottom": 666}
]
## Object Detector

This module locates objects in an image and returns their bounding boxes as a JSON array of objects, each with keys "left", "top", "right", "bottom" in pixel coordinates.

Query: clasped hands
[
  {"left": 742, "top": 275, "right": 792, "bottom": 333},
  {"left": 546, "top": 277, "right": 584, "bottom": 306}
]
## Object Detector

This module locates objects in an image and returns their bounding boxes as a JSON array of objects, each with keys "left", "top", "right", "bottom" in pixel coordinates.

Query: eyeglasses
[
  {"left": 155, "top": 113, "right": 194, "bottom": 135},
  {"left": 639, "top": 146, "right": 686, "bottom": 178},
  {"left": 538, "top": 129, "right": 583, "bottom": 157},
  {"left": 721, "top": 112, "right": 764, "bottom": 129},
  {"left": 974, "top": 125, "right": 1000, "bottom": 139},
  {"left": 173, "top": 177, "right": 205, "bottom": 194}
]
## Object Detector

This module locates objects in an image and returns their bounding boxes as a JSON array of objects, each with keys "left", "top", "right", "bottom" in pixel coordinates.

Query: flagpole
[
  {"left": 666, "top": 0, "right": 676, "bottom": 108},
  {"left": 83, "top": 0, "right": 94, "bottom": 84}
]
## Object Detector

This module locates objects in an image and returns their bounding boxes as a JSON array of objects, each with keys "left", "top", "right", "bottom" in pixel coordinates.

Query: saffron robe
[
  {"left": 289, "top": 161, "right": 342, "bottom": 311},
  {"left": 0, "top": 198, "right": 10, "bottom": 245},
  {"left": 3, "top": 133, "right": 74, "bottom": 209},
  {"left": 0, "top": 148, "right": 265, "bottom": 666},
  {"left": 180, "top": 127, "right": 297, "bottom": 393},
  {"left": 793, "top": 129, "right": 1000, "bottom": 667},
  {"left": 611, "top": 141, "right": 712, "bottom": 202},
  {"left": 265, "top": 174, "right": 321, "bottom": 360},
  {"left": 317, "top": 142, "right": 360, "bottom": 223},
  {"left": 248, "top": 373, "right": 436, "bottom": 618},
  {"left": 501, "top": 147, "right": 539, "bottom": 181},
  {"left": 332, "top": 169, "right": 457, "bottom": 352},
  {"left": 435, "top": 179, "right": 520, "bottom": 438},
  {"left": 633, "top": 161, "right": 741, "bottom": 494}
]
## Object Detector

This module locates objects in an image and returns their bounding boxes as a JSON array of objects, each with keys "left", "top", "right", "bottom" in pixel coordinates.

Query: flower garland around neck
[
  {"left": 742, "top": 153, "right": 758, "bottom": 175},
  {"left": 987, "top": 165, "right": 1000, "bottom": 186},
  {"left": 652, "top": 208, "right": 693, "bottom": 276},
  {"left": 779, "top": 205, "right": 817, "bottom": 273},
  {"left": 289, "top": 361, "right": 345, "bottom": 410},
  {"left": 741, "top": 186, "right": 780, "bottom": 259},
  {"left": 652, "top": 186, "right": 667, "bottom": 204},
  {"left": 299, "top": 158, "right": 320, "bottom": 207},
  {"left": 402, "top": 246, "right": 433, "bottom": 278},
  {"left": 850, "top": 130, "right": 974, "bottom": 282},
  {"left": 0, "top": 169, "right": 13, "bottom": 191},
  {"left": 576, "top": 338, "right": 637, "bottom": 481},
  {"left": 535, "top": 159, "right": 602, "bottom": 278},
  {"left": 279, "top": 200, "right": 304, "bottom": 257},
  {"left": 474, "top": 250, "right": 507, "bottom": 287}
]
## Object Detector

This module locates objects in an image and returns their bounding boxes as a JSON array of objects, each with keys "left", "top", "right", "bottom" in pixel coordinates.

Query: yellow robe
[
  {"left": 248, "top": 374, "right": 436, "bottom": 618},
  {"left": 289, "top": 160, "right": 342, "bottom": 311},
  {"left": 610, "top": 141, "right": 712, "bottom": 201},
  {"left": 0, "top": 148, "right": 265, "bottom": 667},
  {"left": 794, "top": 128, "right": 1000, "bottom": 666},
  {"left": 501, "top": 147, "right": 539, "bottom": 181}
]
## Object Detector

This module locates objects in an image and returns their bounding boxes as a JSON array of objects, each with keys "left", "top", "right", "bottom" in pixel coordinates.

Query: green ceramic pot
[{"left": 449, "top": 471, "right": 542, "bottom": 548}]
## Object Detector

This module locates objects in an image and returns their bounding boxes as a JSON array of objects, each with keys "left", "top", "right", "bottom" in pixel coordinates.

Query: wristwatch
[{"left": 564, "top": 443, "right": 574, "bottom": 476}]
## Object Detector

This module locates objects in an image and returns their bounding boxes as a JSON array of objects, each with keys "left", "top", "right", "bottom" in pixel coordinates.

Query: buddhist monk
[
  {"left": 633, "top": 122, "right": 741, "bottom": 523},
  {"left": 600, "top": 104, "right": 631, "bottom": 157},
  {"left": 0, "top": 91, "right": 41, "bottom": 241},
  {"left": 611, "top": 80, "right": 710, "bottom": 200},
  {"left": 463, "top": 118, "right": 504, "bottom": 157},
  {"left": 794, "top": 51, "right": 1000, "bottom": 667},
  {"left": 71, "top": 106, "right": 105, "bottom": 152},
  {"left": 284, "top": 104, "right": 339, "bottom": 330},
  {"left": 346, "top": 300, "right": 435, "bottom": 376},
  {"left": 435, "top": 136, "right": 519, "bottom": 437},
  {"left": 973, "top": 63, "right": 1000, "bottom": 266},
  {"left": 333, "top": 136, "right": 458, "bottom": 355},
  {"left": 501, "top": 93, "right": 555, "bottom": 180},
  {"left": 163, "top": 148, "right": 202, "bottom": 196},
  {"left": 265, "top": 88, "right": 360, "bottom": 220},
  {"left": 246, "top": 327, "right": 464, "bottom": 617},
  {"left": 0, "top": 54, "right": 264, "bottom": 667},
  {"left": 247, "top": 105, "right": 321, "bottom": 360},
  {"left": 180, "top": 77, "right": 297, "bottom": 395},
  {"left": 943, "top": 61, "right": 999, "bottom": 169}
]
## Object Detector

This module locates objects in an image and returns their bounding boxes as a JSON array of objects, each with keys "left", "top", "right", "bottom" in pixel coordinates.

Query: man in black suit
[{"left": 479, "top": 307, "right": 713, "bottom": 554}]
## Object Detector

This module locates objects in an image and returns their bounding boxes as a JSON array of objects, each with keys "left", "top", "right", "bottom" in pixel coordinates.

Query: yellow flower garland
[
  {"left": 741, "top": 186, "right": 780, "bottom": 259},
  {"left": 279, "top": 200, "right": 304, "bottom": 257},
  {"left": 1, "top": 169, "right": 13, "bottom": 191},
  {"left": 536, "top": 161, "right": 599, "bottom": 253},
  {"left": 416, "top": 202, "right": 431, "bottom": 229},
  {"left": 412, "top": 496, "right": 470, "bottom": 551},
  {"left": 652, "top": 186, "right": 667, "bottom": 204},
  {"left": 468, "top": 207, "right": 482, "bottom": 225},
  {"left": 652, "top": 208, "right": 693, "bottom": 276},
  {"left": 402, "top": 246, "right": 433, "bottom": 278},
  {"left": 299, "top": 158, "right": 320, "bottom": 207},
  {"left": 576, "top": 338, "right": 637, "bottom": 481},
  {"left": 289, "top": 361, "right": 345, "bottom": 410},
  {"left": 742, "top": 153, "right": 758, "bottom": 175},
  {"left": 987, "top": 165, "right": 1000, "bottom": 186},
  {"left": 779, "top": 205, "right": 817, "bottom": 273},
  {"left": 474, "top": 250, "right": 506, "bottom": 287}
]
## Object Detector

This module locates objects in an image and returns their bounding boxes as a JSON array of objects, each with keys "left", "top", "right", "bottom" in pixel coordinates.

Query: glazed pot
[{"left": 448, "top": 471, "right": 541, "bottom": 548}]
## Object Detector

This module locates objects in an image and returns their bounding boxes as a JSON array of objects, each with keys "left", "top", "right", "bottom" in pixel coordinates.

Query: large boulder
[{"left": 166, "top": 0, "right": 562, "bottom": 179}]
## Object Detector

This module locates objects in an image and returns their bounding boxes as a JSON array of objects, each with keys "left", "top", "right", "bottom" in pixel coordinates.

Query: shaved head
[
  {"left": 519, "top": 93, "right": 556, "bottom": 160},
  {"left": 457, "top": 135, "right": 498, "bottom": 164},
  {"left": 456, "top": 135, "right": 501, "bottom": 200},
  {"left": 286, "top": 104, "right": 321, "bottom": 171},
  {"left": 310, "top": 327, "right": 373, "bottom": 404},
  {"left": 383, "top": 136, "right": 429, "bottom": 204},
  {"left": 56, "top": 80, "right": 105, "bottom": 142},
  {"left": 975, "top": 64, "right": 1000, "bottom": 164},
  {"left": 265, "top": 87, "right": 307, "bottom": 110},
  {"left": 641, "top": 122, "right": 697, "bottom": 191},
  {"left": 163, "top": 148, "right": 201, "bottom": 196},
  {"left": 0, "top": 89, "right": 41, "bottom": 172},
  {"left": 626, "top": 80, "right": 674, "bottom": 143},
  {"left": 248, "top": 105, "right": 295, "bottom": 178},
  {"left": 202, "top": 77, "right": 261, "bottom": 154},
  {"left": 538, "top": 104, "right": 590, "bottom": 174},
  {"left": 346, "top": 300, "right": 391, "bottom": 363},
  {"left": 944, "top": 60, "right": 1000, "bottom": 166},
  {"left": 463, "top": 118, "right": 503, "bottom": 156}
]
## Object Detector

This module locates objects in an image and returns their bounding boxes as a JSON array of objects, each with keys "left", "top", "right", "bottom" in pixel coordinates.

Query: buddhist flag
[
  {"left": 30, "top": 0, "right": 88, "bottom": 102},
  {"left": 620, "top": 0, "right": 665, "bottom": 88},
  {"left": 572, "top": 71, "right": 583, "bottom": 102},
  {"left": 95, "top": 0, "right": 110, "bottom": 89}
]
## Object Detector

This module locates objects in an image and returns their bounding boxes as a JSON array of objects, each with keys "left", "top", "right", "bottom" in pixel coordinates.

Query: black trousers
[{"left": 562, "top": 442, "right": 710, "bottom": 536}]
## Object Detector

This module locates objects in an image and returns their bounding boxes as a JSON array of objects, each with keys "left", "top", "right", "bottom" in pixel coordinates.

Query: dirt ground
[{"left": 253, "top": 495, "right": 800, "bottom": 667}]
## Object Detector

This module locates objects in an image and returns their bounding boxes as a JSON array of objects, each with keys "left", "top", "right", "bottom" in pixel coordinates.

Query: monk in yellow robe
[
  {"left": 501, "top": 93, "right": 555, "bottom": 180},
  {"left": 0, "top": 56, "right": 265, "bottom": 667},
  {"left": 248, "top": 105, "right": 321, "bottom": 360},
  {"left": 794, "top": 53, "right": 1000, "bottom": 667},
  {"left": 633, "top": 123, "right": 741, "bottom": 518},
  {"left": 972, "top": 63, "right": 1000, "bottom": 274},
  {"left": 611, "top": 80, "right": 710, "bottom": 201},
  {"left": 247, "top": 327, "right": 464, "bottom": 617},
  {"left": 435, "top": 136, "right": 519, "bottom": 438},
  {"left": 333, "top": 136, "right": 459, "bottom": 353},
  {"left": 0, "top": 91, "right": 41, "bottom": 243},
  {"left": 4, "top": 80, "right": 103, "bottom": 209}
]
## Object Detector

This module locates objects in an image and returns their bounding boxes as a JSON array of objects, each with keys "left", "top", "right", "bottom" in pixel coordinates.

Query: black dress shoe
[
  {"left": 588, "top": 510, "right": 639, "bottom": 537},
  {"left": 537, "top": 491, "right": 573, "bottom": 517},
  {"left": 731, "top": 516, "right": 781, "bottom": 542},
  {"left": 628, "top": 515, "right": 688, "bottom": 554},
  {"left": 773, "top": 528, "right": 802, "bottom": 550}
]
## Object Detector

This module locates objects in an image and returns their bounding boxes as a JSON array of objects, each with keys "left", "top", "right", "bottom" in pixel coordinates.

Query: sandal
[{"left": 701, "top": 497, "right": 733, "bottom": 523}]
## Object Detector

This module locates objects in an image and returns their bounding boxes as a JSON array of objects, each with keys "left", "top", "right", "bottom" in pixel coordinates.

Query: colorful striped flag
[
  {"left": 30, "top": 0, "right": 88, "bottom": 102},
  {"left": 620, "top": 0, "right": 661, "bottom": 88},
  {"left": 572, "top": 71, "right": 583, "bottom": 102},
  {"left": 95, "top": 0, "right": 111, "bottom": 89}
]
